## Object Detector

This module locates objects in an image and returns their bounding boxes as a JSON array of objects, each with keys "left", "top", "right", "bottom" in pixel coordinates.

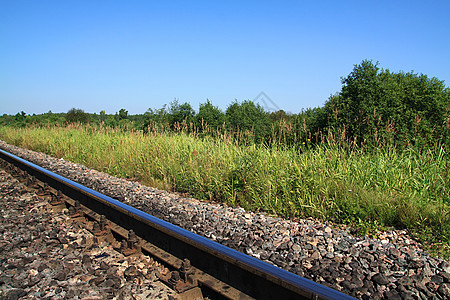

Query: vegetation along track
[{"left": 0, "top": 149, "right": 354, "bottom": 299}]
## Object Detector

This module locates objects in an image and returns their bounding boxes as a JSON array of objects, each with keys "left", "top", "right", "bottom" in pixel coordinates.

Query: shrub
[{"left": 325, "top": 60, "right": 450, "bottom": 148}]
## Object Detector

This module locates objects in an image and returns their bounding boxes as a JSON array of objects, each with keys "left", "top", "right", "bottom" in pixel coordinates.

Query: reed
[{"left": 0, "top": 124, "right": 448, "bottom": 258}]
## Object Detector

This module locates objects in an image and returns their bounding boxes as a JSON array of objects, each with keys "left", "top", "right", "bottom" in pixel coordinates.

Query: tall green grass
[{"left": 0, "top": 124, "right": 448, "bottom": 258}]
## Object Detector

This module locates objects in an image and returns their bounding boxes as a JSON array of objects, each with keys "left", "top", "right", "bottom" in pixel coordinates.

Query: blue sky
[{"left": 1, "top": 1, "right": 449, "bottom": 115}]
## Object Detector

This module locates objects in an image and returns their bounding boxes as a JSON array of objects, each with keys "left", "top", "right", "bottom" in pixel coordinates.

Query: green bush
[
  {"left": 226, "top": 100, "right": 271, "bottom": 143},
  {"left": 66, "top": 108, "right": 90, "bottom": 124},
  {"left": 325, "top": 60, "right": 450, "bottom": 148}
]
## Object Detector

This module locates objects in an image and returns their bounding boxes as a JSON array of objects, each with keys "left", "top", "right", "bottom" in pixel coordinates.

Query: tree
[
  {"left": 66, "top": 108, "right": 90, "bottom": 124},
  {"left": 15, "top": 111, "right": 26, "bottom": 121},
  {"left": 168, "top": 99, "right": 195, "bottom": 129},
  {"left": 100, "top": 110, "right": 106, "bottom": 122},
  {"left": 269, "top": 110, "right": 289, "bottom": 122},
  {"left": 196, "top": 99, "right": 225, "bottom": 130},
  {"left": 13, "top": 111, "right": 27, "bottom": 127},
  {"left": 118, "top": 108, "right": 128, "bottom": 120},
  {"left": 226, "top": 100, "right": 271, "bottom": 142},
  {"left": 324, "top": 60, "right": 450, "bottom": 146}
]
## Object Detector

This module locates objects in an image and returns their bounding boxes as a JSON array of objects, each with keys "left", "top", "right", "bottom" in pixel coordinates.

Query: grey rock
[
  {"left": 397, "top": 276, "right": 413, "bottom": 286},
  {"left": 440, "top": 271, "right": 450, "bottom": 283},
  {"left": 438, "top": 283, "right": 450, "bottom": 298},
  {"left": 439, "top": 261, "right": 450, "bottom": 273},
  {"left": 89, "top": 276, "right": 105, "bottom": 286},
  {"left": 408, "top": 258, "right": 424, "bottom": 269},
  {"left": 81, "top": 254, "right": 92, "bottom": 267},
  {"left": 372, "top": 273, "right": 390, "bottom": 285},
  {"left": 431, "top": 274, "right": 444, "bottom": 285},
  {"left": 292, "top": 243, "right": 301, "bottom": 252},
  {"left": 53, "top": 271, "right": 67, "bottom": 281},
  {"left": 415, "top": 281, "right": 433, "bottom": 298},
  {"left": 5, "top": 288, "right": 27, "bottom": 300},
  {"left": 384, "top": 289, "right": 402, "bottom": 300},
  {"left": 100, "top": 261, "right": 110, "bottom": 270}
]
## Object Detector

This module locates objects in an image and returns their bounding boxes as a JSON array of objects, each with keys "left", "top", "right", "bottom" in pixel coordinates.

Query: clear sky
[{"left": 1, "top": 0, "right": 449, "bottom": 115}]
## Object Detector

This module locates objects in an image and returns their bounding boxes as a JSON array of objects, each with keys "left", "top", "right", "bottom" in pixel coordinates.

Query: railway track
[{"left": 0, "top": 149, "right": 354, "bottom": 300}]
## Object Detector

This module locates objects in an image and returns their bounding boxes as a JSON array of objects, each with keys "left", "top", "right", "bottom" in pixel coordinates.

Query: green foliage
[
  {"left": 118, "top": 108, "right": 128, "bottom": 120},
  {"left": 13, "top": 111, "right": 27, "bottom": 127},
  {"left": 145, "top": 105, "right": 169, "bottom": 123},
  {"left": 269, "top": 110, "right": 289, "bottom": 122},
  {"left": 325, "top": 60, "right": 450, "bottom": 147},
  {"left": 226, "top": 100, "right": 271, "bottom": 143},
  {"left": 168, "top": 99, "right": 195, "bottom": 130},
  {"left": 0, "top": 111, "right": 66, "bottom": 127},
  {"left": 142, "top": 105, "right": 170, "bottom": 133},
  {"left": 295, "top": 107, "right": 328, "bottom": 142},
  {"left": 196, "top": 99, "right": 226, "bottom": 130},
  {"left": 66, "top": 108, "right": 90, "bottom": 124},
  {"left": 99, "top": 110, "right": 106, "bottom": 122},
  {"left": 15, "top": 111, "right": 26, "bottom": 121}
]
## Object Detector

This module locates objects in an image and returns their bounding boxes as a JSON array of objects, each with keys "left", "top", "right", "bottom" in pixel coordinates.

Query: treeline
[
  {"left": 0, "top": 108, "right": 146, "bottom": 129},
  {"left": 2, "top": 60, "right": 449, "bottom": 150}
]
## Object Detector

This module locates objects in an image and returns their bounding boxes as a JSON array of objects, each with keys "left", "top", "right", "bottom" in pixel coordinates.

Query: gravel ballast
[
  {"left": 1, "top": 141, "right": 449, "bottom": 299},
  {"left": 0, "top": 167, "right": 176, "bottom": 299}
]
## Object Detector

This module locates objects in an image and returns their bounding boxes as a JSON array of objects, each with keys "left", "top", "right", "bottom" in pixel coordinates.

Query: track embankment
[{"left": 0, "top": 141, "right": 449, "bottom": 299}]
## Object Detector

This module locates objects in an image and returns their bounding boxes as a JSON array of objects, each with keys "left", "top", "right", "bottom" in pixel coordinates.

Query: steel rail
[{"left": 0, "top": 149, "right": 355, "bottom": 300}]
